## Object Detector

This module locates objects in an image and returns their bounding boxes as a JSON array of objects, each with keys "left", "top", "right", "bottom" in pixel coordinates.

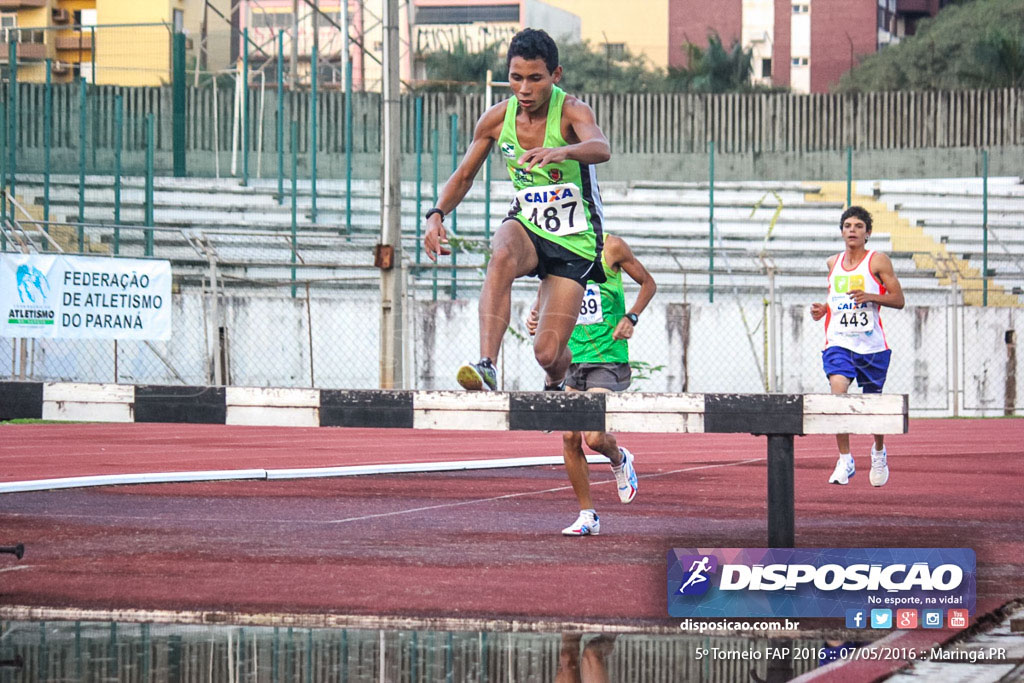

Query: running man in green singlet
[
  {"left": 527, "top": 235, "right": 657, "bottom": 535},
  {"left": 423, "top": 28, "right": 611, "bottom": 392}
]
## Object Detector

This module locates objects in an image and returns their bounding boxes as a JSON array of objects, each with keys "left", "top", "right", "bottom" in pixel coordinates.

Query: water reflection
[{"left": 0, "top": 620, "right": 841, "bottom": 682}]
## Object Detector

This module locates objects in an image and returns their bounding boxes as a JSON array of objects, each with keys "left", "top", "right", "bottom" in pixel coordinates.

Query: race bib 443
[{"left": 829, "top": 295, "right": 874, "bottom": 335}]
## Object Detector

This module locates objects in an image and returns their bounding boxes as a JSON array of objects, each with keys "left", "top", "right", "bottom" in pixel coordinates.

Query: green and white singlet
[
  {"left": 498, "top": 85, "right": 604, "bottom": 261},
  {"left": 568, "top": 255, "right": 628, "bottom": 364}
]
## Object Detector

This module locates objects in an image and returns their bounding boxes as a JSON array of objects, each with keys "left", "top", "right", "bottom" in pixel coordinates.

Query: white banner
[{"left": 2, "top": 254, "right": 172, "bottom": 340}]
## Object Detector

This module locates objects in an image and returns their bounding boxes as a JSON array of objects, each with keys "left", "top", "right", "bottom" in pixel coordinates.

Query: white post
[{"left": 379, "top": 0, "right": 403, "bottom": 388}]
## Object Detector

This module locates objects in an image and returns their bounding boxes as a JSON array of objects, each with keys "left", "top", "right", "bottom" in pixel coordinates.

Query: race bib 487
[{"left": 515, "top": 183, "right": 586, "bottom": 237}]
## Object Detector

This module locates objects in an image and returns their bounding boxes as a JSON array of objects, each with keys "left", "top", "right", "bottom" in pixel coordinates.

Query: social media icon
[
  {"left": 947, "top": 609, "right": 968, "bottom": 629},
  {"left": 896, "top": 609, "right": 918, "bottom": 629},
  {"left": 846, "top": 609, "right": 867, "bottom": 629},
  {"left": 922, "top": 610, "right": 943, "bottom": 628},
  {"left": 870, "top": 609, "right": 893, "bottom": 629}
]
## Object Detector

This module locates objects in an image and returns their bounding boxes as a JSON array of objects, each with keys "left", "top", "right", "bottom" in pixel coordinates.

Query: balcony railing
[
  {"left": 0, "top": 0, "right": 47, "bottom": 8},
  {"left": 896, "top": 0, "right": 933, "bottom": 15},
  {"left": 55, "top": 32, "right": 92, "bottom": 51},
  {"left": 0, "top": 28, "right": 46, "bottom": 61}
]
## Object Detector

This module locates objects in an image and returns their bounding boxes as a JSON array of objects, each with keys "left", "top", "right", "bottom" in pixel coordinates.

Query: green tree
[
  {"left": 837, "top": 0, "right": 1024, "bottom": 91},
  {"left": 419, "top": 39, "right": 666, "bottom": 93},
  {"left": 666, "top": 33, "right": 755, "bottom": 93},
  {"left": 419, "top": 40, "right": 505, "bottom": 92},
  {"left": 971, "top": 27, "right": 1024, "bottom": 87},
  {"left": 555, "top": 40, "right": 664, "bottom": 93}
]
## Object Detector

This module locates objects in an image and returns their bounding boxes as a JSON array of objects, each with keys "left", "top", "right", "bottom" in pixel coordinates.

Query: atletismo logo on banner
[{"left": 667, "top": 548, "right": 975, "bottom": 621}]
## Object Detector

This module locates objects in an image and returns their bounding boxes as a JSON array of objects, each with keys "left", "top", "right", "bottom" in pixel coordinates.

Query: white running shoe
[
  {"left": 562, "top": 510, "right": 600, "bottom": 536},
  {"left": 611, "top": 447, "right": 638, "bottom": 504},
  {"left": 870, "top": 446, "right": 889, "bottom": 487},
  {"left": 828, "top": 456, "right": 855, "bottom": 485}
]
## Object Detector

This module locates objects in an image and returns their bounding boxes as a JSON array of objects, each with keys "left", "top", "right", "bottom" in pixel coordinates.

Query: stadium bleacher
[{"left": 6, "top": 173, "right": 1022, "bottom": 303}]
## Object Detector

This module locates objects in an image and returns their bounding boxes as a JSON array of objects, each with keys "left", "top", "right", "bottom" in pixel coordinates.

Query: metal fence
[
  {"left": 3, "top": 216, "right": 1019, "bottom": 417},
  {"left": 0, "top": 620, "right": 828, "bottom": 682}
]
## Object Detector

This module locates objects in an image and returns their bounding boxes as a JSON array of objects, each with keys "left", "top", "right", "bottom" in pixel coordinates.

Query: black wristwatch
[
  {"left": 425, "top": 207, "right": 444, "bottom": 221},
  {"left": 624, "top": 313, "right": 639, "bottom": 326}
]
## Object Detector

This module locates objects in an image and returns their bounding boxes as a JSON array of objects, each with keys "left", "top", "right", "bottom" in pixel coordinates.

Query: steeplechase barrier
[{"left": 0, "top": 381, "right": 908, "bottom": 547}]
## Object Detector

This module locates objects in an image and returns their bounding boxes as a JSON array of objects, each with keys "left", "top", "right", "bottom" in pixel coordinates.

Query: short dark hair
[
  {"left": 840, "top": 205, "right": 873, "bottom": 232},
  {"left": 507, "top": 28, "right": 559, "bottom": 74}
]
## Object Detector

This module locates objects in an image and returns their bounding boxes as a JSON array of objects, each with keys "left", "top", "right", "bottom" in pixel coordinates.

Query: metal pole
[
  {"left": 414, "top": 97, "right": 423, "bottom": 265},
  {"left": 291, "top": 0, "right": 299, "bottom": 90},
  {"left": 344, "top": 59, "right": 353, "bottom": 237},
  {"left": 767, "top": 434, "right": 795, "bottom": 547},
  {"left": 432, "top": 126, "right": 439, "bottom": 302},
  {"left": 6, "top": 41, "right": 15, "bottom": 225},
  {"left": 291, "top": 119, "right": 298, "bottom": 297},
  {"left": 310, "top": 43, "right": 318, "bottom": 223},
  {"left": 450, "top": 113, "right": 458, "bottom": 300},
  {"left": 768, "top": 266, "right": 776, "bottom": 392},
  {"left": 78, "top": 77, "right": 87, "bottom": 252},
  {"left": 484, "top": 71, "right": 493, "bottom": 247},
  {"left": 114, "top": 94, "right": 123, "bottom": 254},
  {"left": 172, "top": 31, "right": 187, "bottom": 177},
  {"left": 379, "top": 0, "right": 404, "bottom": 389},
  {"left": 145, "top": 113, "right": 155, "bottom": 256},
  {"left": 43, "top": 60, "right": 52, "bottom": 236},
  {"left": 90, "top": 26, "right": 96, "bottom": 170},
  {"left": 951, "top": 271, "right": 959, "bottom": 417},
  {"left": 708, "top": 140, "right": 715, "bottom": 303},
  {"left": 277, "top": 30, "right": 284, "bottom": 204},
  {"left": 982, "top": 149, "right": 988, "bottom": 307},
  {"left": 242, "top": 27, "right": 249, "bottom": 186},
  {"left": 845, "top": 145, "right": 852, "bottom": 207},
  {"left": 1, "top": 101, "right": 6, "bottom": 246}
]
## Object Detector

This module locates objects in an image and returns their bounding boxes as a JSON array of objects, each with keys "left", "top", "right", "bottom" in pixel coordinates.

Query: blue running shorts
[{"left": 822, "top": 347, "right": 891, "bottom": 393}]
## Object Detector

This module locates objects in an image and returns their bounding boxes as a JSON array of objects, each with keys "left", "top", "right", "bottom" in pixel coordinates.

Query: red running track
[{"left": 0, "top": 419, "right": 1021, "bottom": 631}]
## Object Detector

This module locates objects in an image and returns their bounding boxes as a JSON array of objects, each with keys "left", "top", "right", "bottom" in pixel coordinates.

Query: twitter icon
[{"left": 870, "top": 609, "right": 893, "bottom": 629}]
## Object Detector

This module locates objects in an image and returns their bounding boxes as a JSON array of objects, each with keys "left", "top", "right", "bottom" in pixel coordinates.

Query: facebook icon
[{"left": 846, "top": 609, "right": 867, "bottom": 629}]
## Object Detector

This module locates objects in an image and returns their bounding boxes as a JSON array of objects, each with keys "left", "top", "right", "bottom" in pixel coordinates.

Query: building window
[
  {"left": 792, "top": 4, "right": 809, "bottom": 13},
  {"left": 251, "top": 11, "right": 294, "bottom": 29},
  {"left": 761, "top": 58, "right": 772, "bottom": 78},
  {"left": 0, "top": 13, "right": 16, "bottom": 44},
  {"left": 791, "top": 57, "right": 808, "bottom": 66},
  {"left": 605, "top": 43, "right": 625, "bottom": 60},
  {"left": 416, "top": 5, "right": 520, "bottom": 25}
]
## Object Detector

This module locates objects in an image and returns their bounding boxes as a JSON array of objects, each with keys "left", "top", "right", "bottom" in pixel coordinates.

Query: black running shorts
[
  {"left": 565, "top": 362, "right": 632, "bottom": 392},
  {"left": 504, "top": 217, "right": 597, "bottom": 287}
]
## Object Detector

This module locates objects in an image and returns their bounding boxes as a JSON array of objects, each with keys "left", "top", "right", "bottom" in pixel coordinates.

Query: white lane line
[
  {"left": 325, "top": 457, "right": 765, "bottom": 525},
  {"left": 0, "top": 454, "right": 824, "bottom": 525}
]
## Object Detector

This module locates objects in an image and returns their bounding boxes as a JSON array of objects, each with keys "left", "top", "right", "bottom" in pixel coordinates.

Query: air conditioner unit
[
  {"left": 51, "top": 61, "right": 69, "bottom": 74},
  {"left": 52, "top": 8, "right": 70, "bottom": 23}
]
